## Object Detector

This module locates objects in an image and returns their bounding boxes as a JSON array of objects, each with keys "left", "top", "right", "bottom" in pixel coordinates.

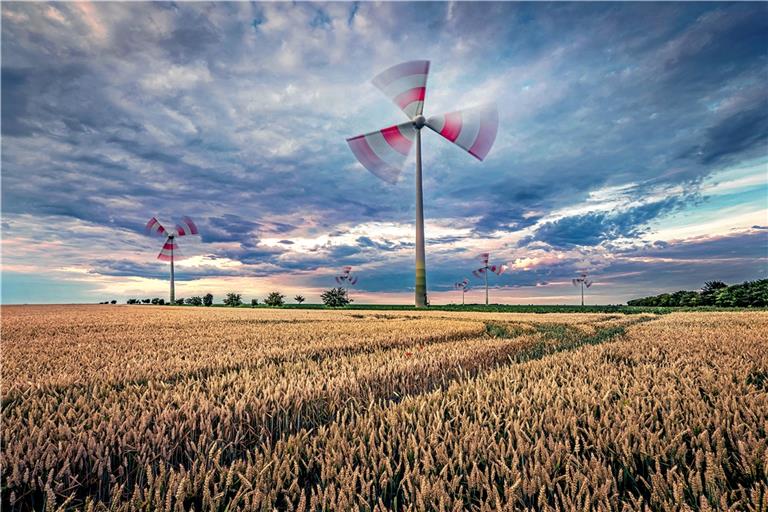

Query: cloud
[
  {"left": 2, "top": 2, "right": 766, "bottom": 304},
  {"left": 527, "top": 198, "right": 688, "bottom": 249}
]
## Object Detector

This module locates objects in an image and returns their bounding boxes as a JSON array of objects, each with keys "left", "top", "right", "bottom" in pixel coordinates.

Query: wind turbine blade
[
  {"left": 480, "top": 252, "right": 489, "bottom": 265},
  {"left": 472, "top": 268, "right": 485, "bottom": 278},
  {"left": 572, "top": 279, "right": 579, "bottom": 287},
  {"left": 175, "top": 216, "right": 199, "bottom": 237},
  {"left": 426, "top": 104, "right": 499, "bottom": 160},
  {"left": 586, "top": 280, "right": 593, "bottom": 288},
  {"left": 348, "top": 276, "right": 358, "bottom": 285},
  {"left": 157, "top": 236, "right": 181, "bottom": 261},
  {"left": 347, "top": 121, "right": 417, "bottom": 184},
  {"left": 371, "top": 60, "right": 430, "bottom": 118},
  {"left": 146, "top": 217, "right": 167, "bottom": 237}
]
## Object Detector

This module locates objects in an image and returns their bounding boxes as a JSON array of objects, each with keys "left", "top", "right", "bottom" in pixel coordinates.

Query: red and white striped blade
[
  {"left": 157, "top": 236, "right": 182, "bottom": 261},
  {"left": 480, "top": 252, "right": 490, "bottom": 265},
  {"left": 348, "top": 276, "right": 358, "bottom": 285},
  {"left": 426, "top": 104, "right": 499, "bottom": 161},
  {"left": 472, "top": 268, "right": 486, "bottom": 278},
  {"left": 491, "top": 264, "right": 508, "bottom": 275},
  {"left": 347, "top": 121, "right": 417, "bottom": 184},
  {"left": 175, "top": 216, "right": 199, "bottom": 237},
  {"left": 146, "top": 217, "right": 167, "bottom": 237},
  {"left": 371, "top": 60, "right": 430, "bottom": 119}
]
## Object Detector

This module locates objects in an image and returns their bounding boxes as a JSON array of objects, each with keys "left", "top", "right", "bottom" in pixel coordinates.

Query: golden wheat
[{"left": 2, "top": 306, "right": 764, "bottom": 511}]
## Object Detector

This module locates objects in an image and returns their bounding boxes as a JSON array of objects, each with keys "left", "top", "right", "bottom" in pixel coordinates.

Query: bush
[
  {"left": 185, "top": 296, "right": 203, "bottom": 306},
  {"left": 294, "top": 295, "right": 306, "bottom": 304},
  {"left": 127, "top": 299, "right": 138, "bottom": 304},
  {"left": 203, "top": 293, "right": 213, "bottom": 307},
  {"left": 251, "top": 299, "right": 259, "bottom": 307},
  {"left": 110, "top": 300, "right": 117, "bottom": 304},
  {"left": 321, "top": 287, "right": 351, "bottom": 307},
  {"left": 264, "top": 292, "right": 285, "bottom": 307},
  {"left": 224, "top": 293, "right": 243, "bottom": 307}
]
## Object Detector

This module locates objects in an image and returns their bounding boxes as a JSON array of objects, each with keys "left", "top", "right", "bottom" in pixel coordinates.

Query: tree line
[
  {"left": 627, "top": 279, "right": 768, "bottom": 307},
  {"left": 122, "top": 287, "right": 353, "bottom": 308}
]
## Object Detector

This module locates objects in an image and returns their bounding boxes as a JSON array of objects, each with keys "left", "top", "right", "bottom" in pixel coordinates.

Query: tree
[
  {"left": 158, "top": 298, "right": 165, "bottom": 305},
  {"left": 701, "top": 280, "right": 728, "bottom": 306},
  {"left": 251, "top": 298, "right": 259, "bottom": 307},
  {"left": 174, "top": 298, "right": 184, "bottom": 305},
  {"left": 127, "top": 299, "right": 138, "bottom": 304},
  {"left": 264, "top": 292, "right": 285, "bottom": 307},
  {"left": 110, "top": 300, "right": 117, "bottom": 304},
  {"left": 224, "top": 293, "right": 243, "bottom": 307},
  {"left": 294, "top": 295, "right": 306, "bottom": 305},
  {"left": 321, "top": 287, "right": 351, "bottom": 307},
  {"left": 151, "top": 297, "right": 160, "bottom": 305},
  {"left": 142, "top": 298, "right": 151, "bottom": 304},
  {"left": 203, "top": 293, "right": 214, "bottom": 307},
  {"left": 186, "top": 296, "right": 203, "bottom": 306}
]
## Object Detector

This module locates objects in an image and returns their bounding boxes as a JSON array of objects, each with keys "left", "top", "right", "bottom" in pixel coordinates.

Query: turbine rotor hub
[{"left": 412, "top": 114, "right": 426, "bottom": 129}]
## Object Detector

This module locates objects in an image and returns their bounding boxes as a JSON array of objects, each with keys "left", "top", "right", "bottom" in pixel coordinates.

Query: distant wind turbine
[
  {"left": 145, "top": 216, "right": 199, "bottom": 304},
  {"left": 572, "top": 272, "right": 593, "bottom": 306},
  {"left": 335, "top": 266, "right": 359, "bottom": 300},
  {"left": 454, "top": 278, "right": 470, "bottom": 305},
  {"left": 347, "top": 60, "right": 499, "bottom": 308},
  {"left": 472, "top": 253, "right": 508, "bottom": 305}
]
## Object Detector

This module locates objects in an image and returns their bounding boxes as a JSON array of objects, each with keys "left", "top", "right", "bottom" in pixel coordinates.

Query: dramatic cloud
[{"left": 2, "top": 2, "right": 766, "bottom": 304}]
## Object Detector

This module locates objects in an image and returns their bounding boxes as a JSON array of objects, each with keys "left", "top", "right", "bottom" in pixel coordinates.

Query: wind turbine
[
  {"left": 572, "top": 272, "right": 593, "bottom": 306},
  {"left": 454, "top": 278, "right": 470, "bottom": 305},
  {"left": 472, "top": 253, "right": 508, "bottom": 305},
  {"left": 335, "top": 266, "right": 359, "bottom": 300},
  {"left": 347, "top": 60, "right": 499, "bottom": 308},
  {"left": 145, "top": 216, "right": 199, "bottom": 304}
]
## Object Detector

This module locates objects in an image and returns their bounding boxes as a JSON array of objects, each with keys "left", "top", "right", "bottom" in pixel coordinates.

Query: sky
[{"left": 2, "top": 1, "right": 767, "bottom": 305}]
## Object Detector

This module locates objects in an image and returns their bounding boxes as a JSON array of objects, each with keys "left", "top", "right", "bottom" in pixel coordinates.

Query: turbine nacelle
[{"left": 412, "top": 115, "right": 427, "bottom": 129}]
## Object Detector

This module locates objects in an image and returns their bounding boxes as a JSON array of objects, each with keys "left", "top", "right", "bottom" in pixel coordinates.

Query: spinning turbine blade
[
  {"left": 347, "top": 122, "right": 417, "bottom": 184},
  {"left": 157, "top": 236, "right": 181, "bottom": 262},
  {"left": 426, "top": 104, "right": 499, "bottom": 160},
  {"left": 146, "top": 217, "right": 166, "bottom": 237},
  {"left": 175, "top": 216, "right": 199, "bottom": 237},
  {"left": 371, "top": 60, "right": 430, "bottom": 118}
]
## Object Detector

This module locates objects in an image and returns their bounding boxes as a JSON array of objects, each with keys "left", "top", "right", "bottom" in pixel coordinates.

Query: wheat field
[{"left": 1, "top": 305, "right": 766, "bottom": 511}]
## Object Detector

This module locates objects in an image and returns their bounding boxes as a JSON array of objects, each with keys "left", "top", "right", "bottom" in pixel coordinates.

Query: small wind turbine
[
  {"left": 347, "top": 60, "right": 499, "bottom": 308},
  {"left": 145, "top": 216, "right": 199, "bottom": 304},
  {"left": 572, "top": 273, "right": 593, "bottom": 306},
  {"left": 454, "top": 278, "right": 470, "bottom": 305},
  {"left": 335, "top": 266, "right": 358, "bottom": 300},
  {"left": 472, "top": 253, "right": 508, "bottom": 305}
]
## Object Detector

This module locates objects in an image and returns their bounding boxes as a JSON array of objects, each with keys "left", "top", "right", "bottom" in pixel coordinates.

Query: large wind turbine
[
  {"left": 347, "top": 60, "right": 499, "bottom": 307},
  {"left": 145, "top": 216, "right": 199, "bottom": 303}
]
